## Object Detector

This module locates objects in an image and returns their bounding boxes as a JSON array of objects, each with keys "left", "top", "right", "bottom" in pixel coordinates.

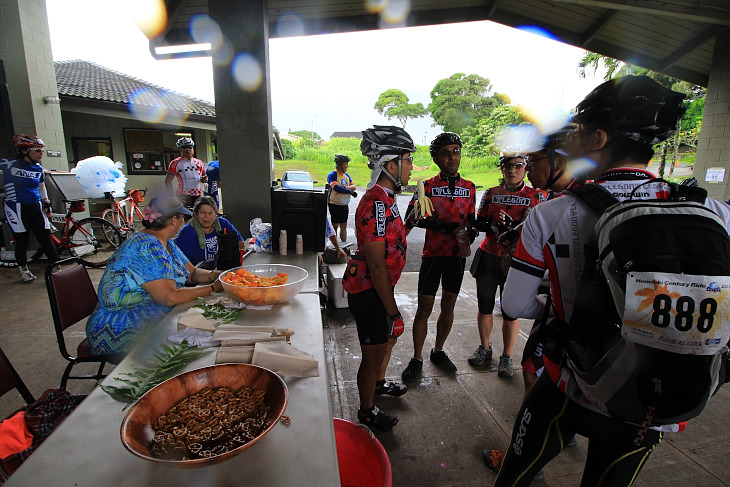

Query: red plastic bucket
[{"left": 334, "top": 418, "right": 392, "bottom": 487}]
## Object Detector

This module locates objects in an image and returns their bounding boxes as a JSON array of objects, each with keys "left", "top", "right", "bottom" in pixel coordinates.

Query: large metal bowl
[
  {"left": 218, "top": 264, "right": 308, "bottom": 306},
  {"left": 121, "top": 363, "right": 288, "bottom": 468}
]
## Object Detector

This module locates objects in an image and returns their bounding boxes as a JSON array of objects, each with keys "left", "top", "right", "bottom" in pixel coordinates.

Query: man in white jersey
[
  {"left": 493, "top": 76, "right": 730, "bottom": 486},
  {"left": 165, "top": 137, "right": 207, "bottom": 208}
]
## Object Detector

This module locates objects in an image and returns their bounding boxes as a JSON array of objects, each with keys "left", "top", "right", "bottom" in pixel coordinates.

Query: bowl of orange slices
[{"left": 218, "top": 264, "right": 308, "bottom": 306}]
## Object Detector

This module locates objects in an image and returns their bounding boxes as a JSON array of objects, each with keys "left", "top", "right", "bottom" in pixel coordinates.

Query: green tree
[
  {"left": 373, "top": 89, "right": 428, "bottom": 128},
  {"left": 462, "top": 105, "right": 528, "bottom": 157},
  {"left": 280, "top": 138, "right": 295, "bottom": 159},
  {"left": 428, "top": 73, "right": 506, "bottom": 133},
  {"left": 576, "top": 51, "right": 706, "bottom": 178}
]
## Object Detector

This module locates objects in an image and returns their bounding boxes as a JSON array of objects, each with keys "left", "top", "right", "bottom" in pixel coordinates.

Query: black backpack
[{"left": 564, "top": 180, "right": 730, "bottom": 426}]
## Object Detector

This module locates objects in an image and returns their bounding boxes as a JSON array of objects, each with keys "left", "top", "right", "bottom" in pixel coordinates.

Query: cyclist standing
[
  {"left": 1, "top": 134, "right": 59, "bottom": 281},
  {"left": 205, "top": 159, "right": 221, "bottom": 210},
  {"left": 327, "top": 154, "right": 357, "bottom": 242},
  {"left": 165, "top": 137, "right": 207, "bottom": 208},
  {"left": 343, "top": 125, "right": 414, "bottom": 431},
  {"left": 401, "top": 132, "right": 477, "bottom": 381},
  {"left": 495, "top": 75, "right": 730, "bottom": 486},
  {"left": 468, "top": 151, "right": 541, "bottom": 377}
]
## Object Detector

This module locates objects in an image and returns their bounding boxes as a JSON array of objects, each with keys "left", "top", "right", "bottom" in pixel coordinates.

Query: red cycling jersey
[
  {"left": 477, "top": 183, "right": 541, "bottom": 257},
  {"left": 407, "top": 173, "right": 476, "bottom": 257},
  {"left": 343, "top": 184, "right": 407, "bottom": 294}
]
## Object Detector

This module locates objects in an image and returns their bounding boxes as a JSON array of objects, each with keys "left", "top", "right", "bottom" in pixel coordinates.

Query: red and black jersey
[
  {"left": 407, "top": 173, "right": 476, "bottom": 257},
  {"left": 343, "top": 185, "right": 407, "bottom": 294},
  {"left": 477, "top": 183, "right": 541, "bottom": 258}
]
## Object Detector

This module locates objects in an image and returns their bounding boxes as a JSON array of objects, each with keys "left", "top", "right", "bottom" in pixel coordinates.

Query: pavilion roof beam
[{"left": 553, "top": 0, "right": 730, "bottom": 26}]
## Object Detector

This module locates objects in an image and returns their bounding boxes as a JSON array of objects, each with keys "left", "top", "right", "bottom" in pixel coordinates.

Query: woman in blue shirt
[
  {"left": 86, "top": 195, "right": 223, "bottom": 356},
  {"left": 175, "top": 195, "right": 243, "bottom": 269}
]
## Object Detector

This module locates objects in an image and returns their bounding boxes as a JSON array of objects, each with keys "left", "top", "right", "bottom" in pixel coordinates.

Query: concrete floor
[{"left": 1, "top": 258, "right": 728, "bottom": 486}]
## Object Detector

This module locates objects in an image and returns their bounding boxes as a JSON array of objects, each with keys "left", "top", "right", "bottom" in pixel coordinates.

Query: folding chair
[
  {"left": 44, "top": 258, "right": 116, "bottom": 389},
  {"left": 0, "top": 346, "right": 34, "bottom": 405}
]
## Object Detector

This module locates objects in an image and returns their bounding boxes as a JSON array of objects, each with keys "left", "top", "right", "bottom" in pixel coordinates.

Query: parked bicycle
[
  {"left": 102, "top": 188, "right": 147, "bottom": 236},
  {"left": 0, "top": 199, "right": 123, "bottom": 268}
]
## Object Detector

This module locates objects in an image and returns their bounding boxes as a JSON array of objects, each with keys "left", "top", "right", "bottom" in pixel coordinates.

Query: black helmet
[
  {"left": 541, "top": 125, "right": 574, "bottom": 153},
  {"left": 429, "top": 132, "right": 462, "bottom": 158},
  {"left": 572, "top": 75, "right": 686, "bottom": 145},
  {"left": 334, "top": 154, "right": 351, "bottom": 164},
  {"left": 360, "top": 125, "right": 416, "bottom": 168},
  {"left": 176, "top": 137, "right": 195, "bottom": 149}
]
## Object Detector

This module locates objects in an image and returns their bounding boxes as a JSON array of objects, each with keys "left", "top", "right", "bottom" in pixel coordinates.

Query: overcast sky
[{"left": 46, "top": 0, "right": 606, "bottom": 144}]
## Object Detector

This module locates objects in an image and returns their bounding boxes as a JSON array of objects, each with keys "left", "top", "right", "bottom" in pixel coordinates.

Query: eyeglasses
[
  {"left": 30, "top": 148, "right": 44, "bottom": 153},
  {"left": 526, "top": 156, "right": 548, "bottom": 167},
  {"left": 437, "top": 148, "right": 461, "bottom": 157},
  {"left": 401, "top": 156, "right": 414, "bottom": 163},
  {"left": 503, "top": 162, "right": 527, "bottom": 170}
]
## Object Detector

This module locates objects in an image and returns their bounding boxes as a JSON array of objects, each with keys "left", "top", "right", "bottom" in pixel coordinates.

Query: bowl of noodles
[
  {"left": 121, "top": 363, "right": 288, "bottom": 468},
  {"left": 218, "top": 264, "right": 308, "bottom": 306}
]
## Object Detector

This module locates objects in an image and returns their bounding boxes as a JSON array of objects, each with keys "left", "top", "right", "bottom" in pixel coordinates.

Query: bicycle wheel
[
  {"left": 102, "top": 208, "right": 128, "bottom": 237},
  {"left": 66, "top": 217, "right": 123, "bottom": 267},
  {"left": 131, "top": 206, "right": 145, "bottom": 232}
]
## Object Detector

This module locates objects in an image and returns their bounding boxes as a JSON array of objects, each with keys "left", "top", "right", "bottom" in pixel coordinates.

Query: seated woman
[
  {"left": 175, "top": 195, "right": 244, "bottom": 269},
  {"left": 86, "top": 195, "right": 223, "bottom": 356}
]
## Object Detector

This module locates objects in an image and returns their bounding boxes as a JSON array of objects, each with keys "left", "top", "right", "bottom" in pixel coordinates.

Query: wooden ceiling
[{"left": 150, "top": 0, "right": 730, "bottom": 86}]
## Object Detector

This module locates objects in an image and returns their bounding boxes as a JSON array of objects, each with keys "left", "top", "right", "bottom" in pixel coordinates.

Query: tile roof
[{"left": 54, "top": 60, "right": 215, "bottom": 118}]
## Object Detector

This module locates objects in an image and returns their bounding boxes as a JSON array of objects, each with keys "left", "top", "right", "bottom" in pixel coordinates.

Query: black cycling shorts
[
  {"left": 495, "top": 373, "right": 661, "bottom": 487},
  {"left": 417, "top": 256, "right": 466, "bottom": 296},
  {"left": 472, "top": 249, "right": 506, "bottom": 314},
  {"left": 328, "top": 203, "right": 349, "bottom": 224},
  {"left": 347, "top": 287, "right": 390, "bottom": 346}
]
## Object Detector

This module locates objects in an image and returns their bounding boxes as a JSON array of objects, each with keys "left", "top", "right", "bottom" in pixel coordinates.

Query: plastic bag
[{"left": 249, "top": 218, "right": 272, "bottom": 252}]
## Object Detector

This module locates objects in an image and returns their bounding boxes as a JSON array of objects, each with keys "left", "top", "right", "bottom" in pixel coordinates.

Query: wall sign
[
  {"left": 46, "top": 150, "right": 61, "bottom": 157},
  {"left": 705, "top": 167, "right": 725, "bottom": 183}
]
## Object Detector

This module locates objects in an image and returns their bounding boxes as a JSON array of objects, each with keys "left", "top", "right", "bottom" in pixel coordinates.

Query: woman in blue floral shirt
[{"left": 86, "top": 196, "right": 223, "bottom": 355}]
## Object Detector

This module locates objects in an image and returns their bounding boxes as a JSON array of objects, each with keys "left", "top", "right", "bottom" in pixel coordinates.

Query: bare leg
[
  {"left": 358, "top": 342, "right": 388, "bottom": 410},
  {"left": 412, "top": 294, "right": 436, "bottom": 360},
  {"left": 434, "top": 290, "right": 458, "bottom": 351},
  {"left": 476, "top": 312, "right": 494, "bottom": 348},
  {"left": 502, "top": 319, "right": 521, "bottom": 357}
]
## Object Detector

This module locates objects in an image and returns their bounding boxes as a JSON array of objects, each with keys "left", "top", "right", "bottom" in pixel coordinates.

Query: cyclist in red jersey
[
  {"left": 400, "top": 132, "right": 477, "bottom": 381},
  {"left": 343, "top": 125, "right": 415, "bottom": 431},
  {"left": 468, "top": 152, "right": 541, "bottom": 378}
]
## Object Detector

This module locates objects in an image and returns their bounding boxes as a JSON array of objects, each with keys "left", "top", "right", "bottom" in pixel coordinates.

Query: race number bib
[{"left": 623, "top": 272, "right": 730, "bottom": 355}]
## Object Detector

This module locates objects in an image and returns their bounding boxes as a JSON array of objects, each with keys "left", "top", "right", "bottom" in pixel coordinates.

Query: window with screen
[{"left": 124, "top": 129, "right": 192, "bottom": 175}]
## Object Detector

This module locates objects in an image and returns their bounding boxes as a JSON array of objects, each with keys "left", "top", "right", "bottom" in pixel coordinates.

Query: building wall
[
  {"left": 695, "top": 29, "right": 730, "bottom": 200},
  {"left": 60, "top": 110, "right": 216, "bottom": 203},
  {"left": 0, "top": 0, "right": 67, "bottom": 169}
]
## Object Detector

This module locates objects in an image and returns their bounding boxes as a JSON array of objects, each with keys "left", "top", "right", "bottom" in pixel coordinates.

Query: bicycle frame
[
  {"left": 49, "top": 210, "right": 91, "bottom": 249},
  {"left": 103, "top": 189, "right": 146, "bottom": 234}
]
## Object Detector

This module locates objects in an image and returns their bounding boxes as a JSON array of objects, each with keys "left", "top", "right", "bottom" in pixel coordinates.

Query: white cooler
[{"left": 326, "top": 263, "right": 349, "bottom": 308}]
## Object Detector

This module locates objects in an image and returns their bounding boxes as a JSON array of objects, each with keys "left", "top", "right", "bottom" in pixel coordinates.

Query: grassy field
[
  {"left": 274, "top": 138, "right": 503, "bottom": 190},
  {"left": 273, "top": 137, "right": 693, "bottom": 191}
]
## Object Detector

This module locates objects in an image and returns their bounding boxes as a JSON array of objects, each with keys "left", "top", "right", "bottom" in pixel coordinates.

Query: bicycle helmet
[
  {"left": 429, "top": 132, "right": 462, "bottom": 158},
  {"left": 498, "top": 147, "right": 528, "bottom": 168},
  {"left": 176, "top": 137, "right": 195, "bottom": 149},
  {"left": 13, "top": 134, "right": 44, "bottom": 149},
  {"left": 527, "top": 126, "right": 573, "bottom": 188},
  {"left": 572, "top": 75, "right": 686, "bottom": 145},
  {"left": 361, "top": 125, "right": 415, "bottom": 191},
  {"left": 334, "top": 154, "right": 351, "bottom": 164}
]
